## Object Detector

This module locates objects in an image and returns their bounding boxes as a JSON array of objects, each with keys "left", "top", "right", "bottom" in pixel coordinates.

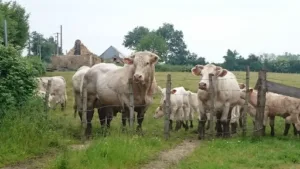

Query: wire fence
[{"left": 42, "top": 66, "right": 300, "bottom": 143}]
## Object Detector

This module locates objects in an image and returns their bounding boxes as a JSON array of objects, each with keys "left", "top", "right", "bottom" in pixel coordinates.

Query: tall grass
[{"left": 0, "top": 97, "right": 66, "bottom": 167}]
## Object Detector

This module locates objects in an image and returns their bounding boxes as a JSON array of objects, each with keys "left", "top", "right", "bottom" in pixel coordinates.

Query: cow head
[
  {"left": 153, "top": 105, "right": 164, "bottom": 119},
  {"left": 158, "top": 86, "right": 177, "bottom": 105},
  {"left": 191, "top": 64, "right": 228, "bottom": 90},
  {"left": 123, "top": 51, "right": 159, "bottom": 84},
  {"left": 239, "top": 83, "right": 254, "bottom": 99}
]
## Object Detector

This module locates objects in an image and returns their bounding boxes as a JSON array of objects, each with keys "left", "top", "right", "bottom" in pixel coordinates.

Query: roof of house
[{"left": 99, "top": 45, "right": 126, "bottom": 59}]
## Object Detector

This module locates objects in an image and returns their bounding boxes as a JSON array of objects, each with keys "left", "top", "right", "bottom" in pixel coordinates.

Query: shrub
[
  {"left": 24, "top": 56, "right": 46, "bottom": 76},
  {"left": 155, "top": 64, "right": 194, "bottom": 72},
  {"left": 0, "top": 96, "right": 65, "bottom": 167},
  {"left": 0, "top": 45, "right": 38, "bottom": 117}
]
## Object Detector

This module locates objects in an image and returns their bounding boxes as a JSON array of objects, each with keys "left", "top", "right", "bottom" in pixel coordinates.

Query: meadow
[{"left": 2, "top": 71, "right": 300, "bottom": 169}]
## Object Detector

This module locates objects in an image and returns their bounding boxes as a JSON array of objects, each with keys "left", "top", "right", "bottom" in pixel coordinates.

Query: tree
[
  {"left": 29, "top": 31, "right": 56, "bottom": 62},
  {"left": 123, "top": 26, "right": 149, "bottom": 50},
  {"left": 135, "top": 32, "right": 168, "bottom": 61},
  {"left": 156, "top": 23, "right": 189, "bottom": 64},
  {"left": 0, "top": 1, "right": 29, "bottom": 50},
  {"left": 123, "top": 23, "right": 191, "bottom": 65},
  {"left": 185, "top": 52, "right": 207, "bottom": 65}
]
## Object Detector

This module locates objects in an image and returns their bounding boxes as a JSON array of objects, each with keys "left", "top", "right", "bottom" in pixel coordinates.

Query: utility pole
[
  {"left": 4, "top": 19, "right": 8, "bottom": 46},
  {"left": 28, "top": 36, "right": 31, "bottom": 56},
  {"left": 55, "top": 32, "right": 59, "bottom": 56},
  {"left": 38, "top": 36, "right": 41, "bottom": 60},
  {"left": 60, "top": 25, "right": 63, "bottom": 54}
]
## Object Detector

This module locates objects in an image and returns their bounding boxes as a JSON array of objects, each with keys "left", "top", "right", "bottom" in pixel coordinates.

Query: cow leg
[
  {"left": 190, "top": 120, "right": 193, "bottom": 128},
  {"left": 98, "top": 108, "right": 106, "bottom": 127},
  {"left": 292, "top": 123, "right": 298, "bottom": 136},
  {"left": 269, "top": 116, "right": 275, "bottom": 136},
  {"left": 169, "top": 120, "right": 173, "bottom": 131},
  {"left": 106, "top": 110, "right": 113, "bottom": 128},
  {"left": 174, "top": 107, "right": 182, "bottom": 131},
  {"left": 175, "top": 121, "right": 182, "bottom": 131},
  {"left": 198, "top": 113, "right": 207, "bottom": 140},
  {"left": 239, "top": 116, "right": 243, "bottom": 128},
  {"left": 283, "top": 123, "right": 290, "bottom": 136},
  {"left": 231, "top": 122, "right": 238, "bottom": 134},
  {"left": 85, "top": 109, "right": 94, "bottom": 139},
  {"left": 136, "top": 107, "right": 146, "bottom": 134},
  {"left": 121, "top": 109, "right": 129, "bottom": 132},
  {"left": 215, "top": 112, "right": 223, "bottom": 137},
  {"left": 181, "top": 121, "right": 189, "bottom": 131},
  {"left": 220, "top": 103, "right": 231, "bottom": 138}
]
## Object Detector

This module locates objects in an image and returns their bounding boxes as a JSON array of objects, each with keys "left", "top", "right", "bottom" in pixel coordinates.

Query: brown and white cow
[
  {"left": 239, "top": 84, "right": 300, "bottom": 136},
  {"left": 82, "top": 51, "right": 159, "bottom": 137},
  {"left": 191, "top": 64, "right": 241, "bottom": 139}
]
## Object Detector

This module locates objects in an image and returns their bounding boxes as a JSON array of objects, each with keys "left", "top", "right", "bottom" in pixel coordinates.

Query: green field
[{"left": 2, "top": 71, "right": 300, "bottom": 169}]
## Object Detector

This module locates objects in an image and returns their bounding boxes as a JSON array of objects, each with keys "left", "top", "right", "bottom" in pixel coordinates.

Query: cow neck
[{"left": 249, "top": 91, "right": 258, "bottom": 107}]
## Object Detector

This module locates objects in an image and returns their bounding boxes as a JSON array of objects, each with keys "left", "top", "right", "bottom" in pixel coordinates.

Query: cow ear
[
  {"left": 150, "top": 54, "right": 159, "bottom": 64},
  {"left": 218, "top": 69, "right": 228, "bottom": 77},
  {"left": 171, "top": 89, "right": 177, "bottom": 94},
  {"left": 191, "top": 65, "right": 203, "bottom": 76},
  {"left": 239, "top": 83, "right": 245, "bottom": 89},
  {"left": 158, "top": 86, "right": 163, "bottom": 93},
  {"left": 123, "top": 57, "right": 134, "bottom": 65}
]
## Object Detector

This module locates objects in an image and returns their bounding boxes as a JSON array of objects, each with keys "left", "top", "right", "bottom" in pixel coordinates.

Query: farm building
[
  {"left": 49, "top": 39, "right": 103, "bottom": 71},
  {"left": 99, "top": 45, "right": 126, "bottom": 64}
]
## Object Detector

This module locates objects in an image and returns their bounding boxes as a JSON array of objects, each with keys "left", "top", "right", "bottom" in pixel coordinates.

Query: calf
[
  {"left": 37, "top": 76, "right": 67, "bottom": 111},
  {"left": 239, "top": 84, "right": 300, "bottom": 136},
  {"left": 154, "top": 86, "right": 191, "bottom": 131}
]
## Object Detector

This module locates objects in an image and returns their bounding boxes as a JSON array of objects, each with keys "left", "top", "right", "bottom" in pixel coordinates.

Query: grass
[
  {"left": 2, "top": 70, "right": 300, "bottom": 168},
  {"left": 177, "top": 137, "right": 300, "bottom": 169}
]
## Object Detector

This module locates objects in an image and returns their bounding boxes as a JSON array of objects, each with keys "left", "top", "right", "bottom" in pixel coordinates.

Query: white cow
[
  {"left": 72, "top": 66, "right": 90, "bottom": 118},
  {"left": 191, "top": 63, "right": 241, "bottom": 139},
  {"left": 37, "top": 76, "right": 67, "bottom": 111},
  {"left": 154, "top": 86, "right": 191, "bottom": 131},
  {"left": 82, "top": 51, "right": 159, "bottom": 137},
  {"left": 36, "top": 90, "right": 54, "bottom": 108}
]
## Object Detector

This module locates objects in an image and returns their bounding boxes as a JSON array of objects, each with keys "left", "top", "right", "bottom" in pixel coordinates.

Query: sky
[{"left": 14, "top": 0, "right": 300, "bottom": 63}]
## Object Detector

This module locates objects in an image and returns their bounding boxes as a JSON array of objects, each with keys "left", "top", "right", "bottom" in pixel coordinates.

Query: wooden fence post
[
  {"left": 254, "top": 70, "right": 267, "bottom": 137},
  {"left": 81, "top": 84, "right": 88, "bottom": 143},
  {"left": 128, "top": 78, "right": 134, "bottom": 129},
  {"left": 164, "top": 74, "right": 171, "bottom": 140},
  {"left": 208, "top": 74, "right": 215, "bottom": 139},
  {"left": 44, "top": 79, "right": 52, "bottom": 119},
  {"left": 243, "top": 66, "right": 250, "bottom": 136}
]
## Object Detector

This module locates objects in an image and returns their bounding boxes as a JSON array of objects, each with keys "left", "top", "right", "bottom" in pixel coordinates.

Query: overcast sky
[{"left": 15, "top": 0, "right": 300, "bottom": 63}]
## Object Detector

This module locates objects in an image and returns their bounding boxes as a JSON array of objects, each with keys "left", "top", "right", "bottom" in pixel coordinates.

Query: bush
[
  {"left": 0, "top": 96, "right": 65, "bottom": 167},
  {"left": 24, "top": 56, "right": 46, "bottom": 76},
  {"left": 0, "top": 45, "right": 38, "bottom": 117},
  {"left": 155, "top": 64, "right": 194, "bottom": 72}
]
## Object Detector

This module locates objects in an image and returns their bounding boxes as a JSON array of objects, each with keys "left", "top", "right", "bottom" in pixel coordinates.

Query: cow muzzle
[
  {"left": 133, "top": 73, "right": 144, "bottom": 83},
  {"left": 199, "top": 82, "right": 207, "bottom": 90}
]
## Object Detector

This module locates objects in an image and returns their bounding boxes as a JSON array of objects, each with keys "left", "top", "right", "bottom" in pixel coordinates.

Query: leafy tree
[
  {"left": 123, "top": 26, "right": 149, "bottom": 50},
  {"left": 29, "top": 31, "right": 56, "bottom": 62},
  {"left": 135, "top": 32, "right": 168, "bottom": 61},
  {"left": 0, "top": 1, "right": 29, "bottom": 49},
  {"left": 222, "top": 49, "right": 240, "bottom": 70},
  {"left": 0, "top": 44, "right": 38, "bottom": 117},
  {"left": 156, "top": 23, "right": 189, "bottom": 64},
  {"left": 185, "top": 52, "right": 207, "bottom": 65}
]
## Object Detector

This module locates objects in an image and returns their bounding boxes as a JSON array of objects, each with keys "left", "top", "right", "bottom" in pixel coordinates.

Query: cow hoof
[{"left": 198, "top": 135, "right": 204, "bottom": 140}]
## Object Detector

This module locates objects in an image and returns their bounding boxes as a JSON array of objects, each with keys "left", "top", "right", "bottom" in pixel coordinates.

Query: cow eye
[{"left": 146, "top": 62, "right": 149, "bottom": 65}]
